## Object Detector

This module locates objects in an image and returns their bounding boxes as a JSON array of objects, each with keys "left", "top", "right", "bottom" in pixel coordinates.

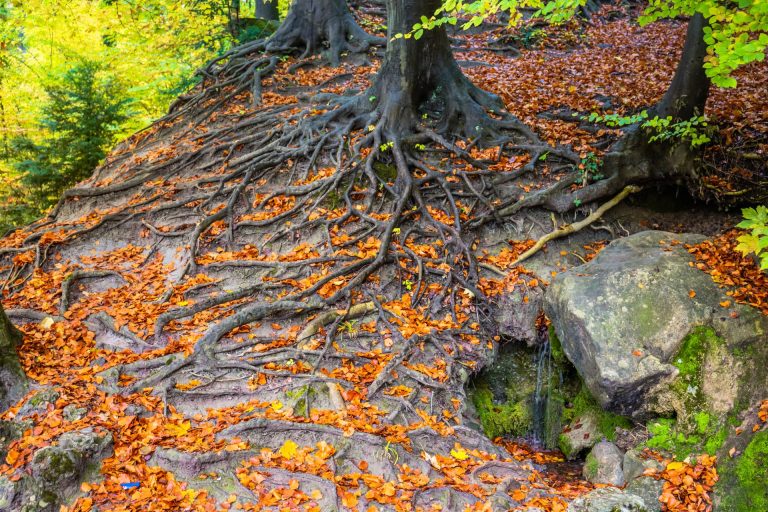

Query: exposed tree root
[{"left": 266, "top": 0, "right": 384, "bottom": 66}]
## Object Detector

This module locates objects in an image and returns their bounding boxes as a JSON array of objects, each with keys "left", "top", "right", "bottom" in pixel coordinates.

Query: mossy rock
[
  {"left": 583, "top": 451, "right": 599, "bottom": 480},
  {"left": 558, "top": 382, "right": 632, "bottom": 459},
  {"left": 0, "top": 306, "right": 26, "bottom": 413},
  {"left": 716, "top": 430, "right": 768, "bottom": 511},
  {"left": 645, "top": 326, "right": 768, "bottom": 459},
  {"left": 470, "top": 384, "right": 531, "bottom": 439}
]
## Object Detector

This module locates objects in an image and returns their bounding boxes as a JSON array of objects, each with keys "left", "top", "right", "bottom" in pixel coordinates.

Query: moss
[
  {"left": 669, "top": 327, "right": 724, "bottom": 417},
  {"left": 564, "top": 384, "right": 631, "bottom": 441},
  {"left": 644, "top": 413, "right": 729, "bottom": 458},
  {"left": 718, "top": 431, "right": 768, "bottom": 511},
  {"left": 644, "top": 328, "right": 735, "bottom": 458},
  {"left": 584, "top": 452, "right": 598, "bottom": 480},
  {"left": 372, "top": 161, "right": 397, "bottom": 182},
  {"left": 558, "top": 433, "right": 574, "bottom": 458},
  {"left": 35, "top": 448, "right": 77, "bottom": 485},
  {"left": 646, "top": 418, "right": 700, "bottom": 457},
  {"left": 470, "top": 384, "right": 532, "bottom": 439},
  {"left": 548, "top": 326, "right": 566, "bottom": 365}
]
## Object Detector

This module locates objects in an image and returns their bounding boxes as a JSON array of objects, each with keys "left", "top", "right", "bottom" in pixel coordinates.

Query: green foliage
[
  {"left": 736, "top": 206, "right": 768, "bottom": 270},
  {"left": 575, "top": 151, "right": 604, "bottom": 185},
  {"left": 235, "top": 19, "right": 281, "bottom": 44},
  {"left": 563, "top": 384, "right": 631, "bottom": 441},
  {"left": 641, "top": 1, "right": 768, "bottom": 88},
  {"left": 2, "top": 61, "right": 131, "bottom": 223},
  {"left": 642, "top": 115, "right": 714, "bottom": 148},
  {"left": 512, "top": 25, "right": 548, "bottom": 48},
  {"left": 0, "top": 0, "right": 244, "bottom": 230},
  {"left": 581, "top": 110, "right": 649, "bottom": 128}
]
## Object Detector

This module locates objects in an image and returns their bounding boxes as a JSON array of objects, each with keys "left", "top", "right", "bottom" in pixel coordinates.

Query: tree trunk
[
  {"left": 0, "top": 304, "right": 26, "bottom": 413},
  {"left": 266, "top": 0, "right": 380, "bottom": 65},
  {"left": 652, "top": 12, "right": 710, "bottom": 120},
  {"left": 546, "top": 13, "right": 711, "bottom": 212},
  {"left": 255, "top": 0, "right": 279, "bottom": 21},
  {"left": 366, "top": 0, "right": 504, "bottom": 139}
]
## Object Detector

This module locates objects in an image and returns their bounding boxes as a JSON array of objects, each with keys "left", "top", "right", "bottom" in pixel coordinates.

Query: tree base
[{"left": 266, "top": 0, "right": 383, "bottom": 66}]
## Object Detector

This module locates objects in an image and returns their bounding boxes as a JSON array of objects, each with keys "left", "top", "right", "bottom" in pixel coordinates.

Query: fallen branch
[{"left": 511, "top": 185, "right": 642, "bottom": 267}]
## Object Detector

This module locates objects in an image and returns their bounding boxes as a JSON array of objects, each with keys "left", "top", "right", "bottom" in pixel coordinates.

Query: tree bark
[
  {"left": 554, "top": 13, "right": 711, "bottom": 212},
  {"left": 266, "top": 0, "right": 380, "bottom": 65},
  {"left": 366, "top": 0, "right": 504, "bottom": 139},
  {"left": 652, "top": 12, "right": 710, "bottom": 120},
  {"left": 0, "top": 303, "right": 26, "bottom": 413},
  {"left": 255, "top": 0, "right": 279, "bottom": 21}
]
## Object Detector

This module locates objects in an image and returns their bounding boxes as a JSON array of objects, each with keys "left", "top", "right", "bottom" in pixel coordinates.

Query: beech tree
[
  {"left": 415, "top": 0, "right": 768, "bottom": 208},
  {"left": 266, "top": 0, "right": 382, "bottom": 64},
  {"left": 338, "top": 0, "right": 508, "bottom": 140}
]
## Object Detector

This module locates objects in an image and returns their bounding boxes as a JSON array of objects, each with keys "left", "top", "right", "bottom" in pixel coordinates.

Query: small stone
[
  {"left": 62, "top": 405, "right": 88, "bottom": 422},
  {"left": 626, "top": 477, "right": 663, "bottom": 512},
  {"left": 568, "top": 487, "right": 648, "bottom": 512},
  {"left": 559, "top": 412, "right": 601, "bottom": 460},
  {"left": 623, "top": 448, "right": 664, "bottom": 482},
  {"left": 17, "top": 388, "right": 60, "bottom": 418},
  {"left": 583, "top": 441, "right": 625, "bottom": 486}
]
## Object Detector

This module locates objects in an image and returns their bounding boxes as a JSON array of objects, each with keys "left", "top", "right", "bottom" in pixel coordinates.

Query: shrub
[{"left": 1, "top": 60, "right": 131, "bottom": 229}]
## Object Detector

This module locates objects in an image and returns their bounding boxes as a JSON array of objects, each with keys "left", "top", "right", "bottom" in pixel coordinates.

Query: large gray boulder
[{"left": 544, "top": 231, "right": 768, "bottom": 417}]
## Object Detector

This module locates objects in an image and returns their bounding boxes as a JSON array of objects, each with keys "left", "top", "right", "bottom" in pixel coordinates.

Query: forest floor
[{"left": 0, "top": 4, "right": 767, "bottom": 512}]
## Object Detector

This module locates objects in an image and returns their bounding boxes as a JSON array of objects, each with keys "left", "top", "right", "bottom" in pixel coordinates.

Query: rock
[
  {"left": 17, "top": 388, "right": 60, "bottom": 417},
  {"left": 0, "top": 419, "right": 32, "bottom": 454},
  {"left": 0, "top": 476, "right": 18, "bottom": 511},
  {"left": 623, "top": 448, "right": 664, "bottom": 482},
  {"left": 493, "top": 286, "right": 544, "bottom": 345},
  {"left": 20, "top": 428, "right": 113, "bottom": 510},
  {"left": 583, "top": 442, "right": 625, "bottom": 486},
  {"left": 0, "top": 306, "right": 26, "bottom": 413},
  {"left": 544, "top": 231, "right": 768, "bottom": 418},
  {"left": 567, "top": 487, "right": 648, "bottom": 512},
  {"left": 626, "top": 477, "right": 663, "bottom": 512},
  {"left": 559, "top": 412, "right": 601, "bottom": 460},
  {"left": 62, "top": 405, "right": 88, "bottom": 422}
]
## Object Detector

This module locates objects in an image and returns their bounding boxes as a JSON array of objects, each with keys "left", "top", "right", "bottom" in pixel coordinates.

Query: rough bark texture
[
  {"left": 653, "top": 12, "right": 710, "bottom": 120},
  {"left": 266, "top": 0, "right": 380, "bottom": 65},
  {"left": 0, "top": 304, "right": 25, "bottom": 413},
  {"left": 367, "top": 0, "right": 505, "bottom": 140},
  {"left": 254, "top": 0, "right": 279, "bottom": 20}
]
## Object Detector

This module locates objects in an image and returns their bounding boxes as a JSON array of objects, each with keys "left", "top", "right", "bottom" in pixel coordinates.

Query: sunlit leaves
[
  {"left": 736, "top": 205, "right": 768, "bottom": 269},
  {"left": 641, "top": 0, "right": 768, "bottom": 87}
]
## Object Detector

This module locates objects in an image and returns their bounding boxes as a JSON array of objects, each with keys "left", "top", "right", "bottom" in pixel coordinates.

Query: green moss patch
[
  {"left": 563, "top": 384, "right": 631, "bottom": 442},
  {"left": 644, "top": 328, "right": 735, "bottom": 457},
  {"left": 717, "top": 431, "right": 768, "bottom": 511},
  {"left": 470, "top": 384, "right": 532, "bottom": 439}
]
